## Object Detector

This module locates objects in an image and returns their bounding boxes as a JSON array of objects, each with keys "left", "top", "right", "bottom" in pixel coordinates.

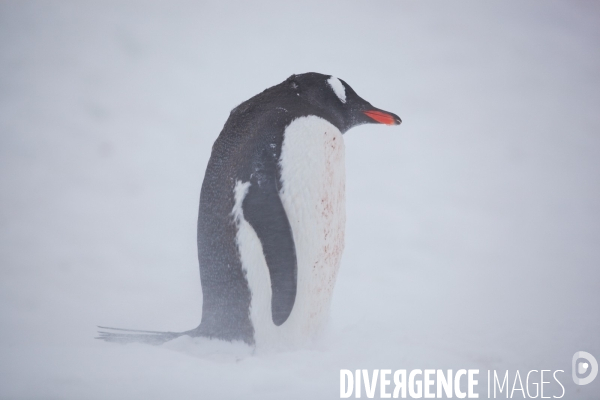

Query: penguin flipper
[{"left": 242, "top": 178, "right": 297, "bottom": 326}]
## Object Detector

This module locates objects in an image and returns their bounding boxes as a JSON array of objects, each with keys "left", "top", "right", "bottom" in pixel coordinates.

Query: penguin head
[{"left": 286, "top": 72, "right": 401, "bottom": 133}]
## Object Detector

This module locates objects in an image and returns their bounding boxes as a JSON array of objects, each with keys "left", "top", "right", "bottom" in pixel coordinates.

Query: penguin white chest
[
  {"left": 278, "top": 116, "right": 346, "bottom": 331},
  {"left": 235, "top": 115, "right": 346, "bottom": 348}
]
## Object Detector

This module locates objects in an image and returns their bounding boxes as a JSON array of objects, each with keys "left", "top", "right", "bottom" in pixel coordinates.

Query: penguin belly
[{"left": 234, "top": 115, "right": 345, "bottom": 349}]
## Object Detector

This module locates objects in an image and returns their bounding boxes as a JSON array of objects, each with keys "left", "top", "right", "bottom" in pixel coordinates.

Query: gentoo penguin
[{"left": 98, "top": 72, "right": 401, "bottom": 347}]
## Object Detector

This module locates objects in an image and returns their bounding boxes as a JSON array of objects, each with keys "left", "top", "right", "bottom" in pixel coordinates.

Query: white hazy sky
[{"left": 1, "top": 1, "right": 599, "bottom": 399}]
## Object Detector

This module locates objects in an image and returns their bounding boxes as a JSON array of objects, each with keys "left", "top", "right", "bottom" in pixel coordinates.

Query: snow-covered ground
[{"left": 1, "top": 1, "right": 599, "bottom": 399}]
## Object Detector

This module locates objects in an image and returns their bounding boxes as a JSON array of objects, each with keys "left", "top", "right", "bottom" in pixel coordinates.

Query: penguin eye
[{"left": 327, "top": 76, "right": 346, "bottom": 104}]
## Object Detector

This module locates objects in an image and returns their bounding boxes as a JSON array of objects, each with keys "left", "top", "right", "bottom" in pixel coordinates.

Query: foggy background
[{"left": 1, "top": 1, "right": 599, "bottom": 398}]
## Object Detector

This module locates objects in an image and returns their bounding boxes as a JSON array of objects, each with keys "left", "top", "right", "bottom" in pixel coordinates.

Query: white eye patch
[{"left": 327, "top": 76, "right": 346, "bottom": 103}]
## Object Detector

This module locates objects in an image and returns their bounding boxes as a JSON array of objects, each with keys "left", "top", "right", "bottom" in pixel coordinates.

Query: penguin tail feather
[{"left": 96, "top": 326, "right": 185, "bottom": 345}]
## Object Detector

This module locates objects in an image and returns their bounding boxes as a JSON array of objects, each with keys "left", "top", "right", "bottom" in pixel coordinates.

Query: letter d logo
[{"left": 572, "top": 351, "right": 598, "bottom": 385}]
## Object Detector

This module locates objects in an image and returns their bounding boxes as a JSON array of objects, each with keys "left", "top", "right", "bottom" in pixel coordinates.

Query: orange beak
[{"left": 363, "top": 110, "right": 402, "bottom": 125}]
